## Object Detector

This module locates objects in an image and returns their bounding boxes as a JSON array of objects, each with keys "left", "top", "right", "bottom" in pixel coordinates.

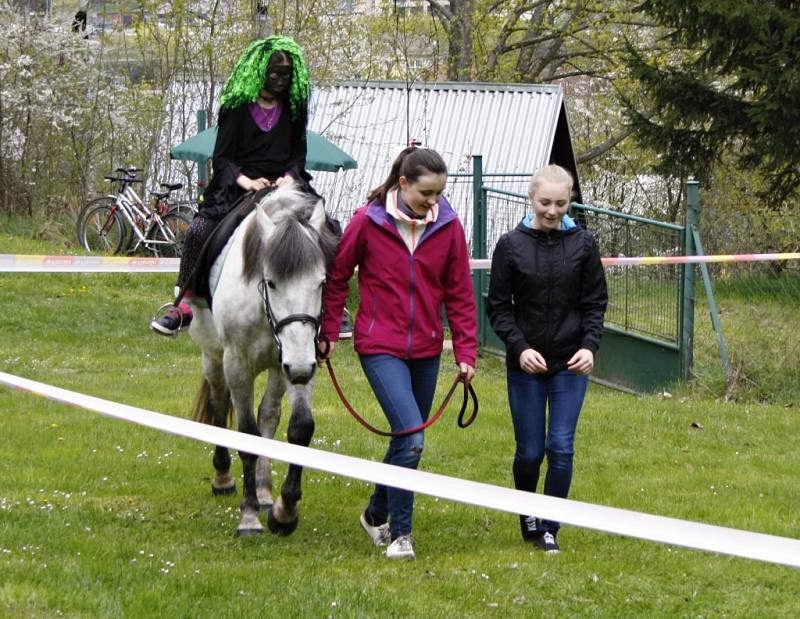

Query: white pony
[{"left": 189, "top": 184, "right": 339, "bottom": 536}]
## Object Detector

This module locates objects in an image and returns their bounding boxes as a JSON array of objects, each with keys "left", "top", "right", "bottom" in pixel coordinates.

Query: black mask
[{"left": 264, "top": 54, "right": 292, "bottom": 97}]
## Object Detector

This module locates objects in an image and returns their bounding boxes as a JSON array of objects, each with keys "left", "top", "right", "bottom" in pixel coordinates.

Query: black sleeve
[
  {"left": 578, "top": 232, "right": 608, "bottom": 353},
  {"left": 286, "top": 112, "right": 312, "bottom": 184},
  {"left": 486, "top": 233, "right": 529, "bottom": 363},
  {"left": 211, "top": 106, "right": 244, "bottom": 187}
]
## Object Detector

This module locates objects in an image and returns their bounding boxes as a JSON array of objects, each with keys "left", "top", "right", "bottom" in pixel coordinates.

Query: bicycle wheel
[
  {"left": 77, "top": 198, "right": 127, "bottom": 254},
  {"left": 150, "top": 211, "right": 191, "bottom": 257},
  {"left": 170, "top": 199, "right": 198, "bottom": 219}
]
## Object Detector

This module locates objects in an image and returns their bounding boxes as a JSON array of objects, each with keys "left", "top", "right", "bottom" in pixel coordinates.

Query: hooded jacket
[
  {"left": 321, "top": 193, "right": 477, "bottom": 367},
  {"left": 486, "top": 219, "right": 607, "bottom": 374}
]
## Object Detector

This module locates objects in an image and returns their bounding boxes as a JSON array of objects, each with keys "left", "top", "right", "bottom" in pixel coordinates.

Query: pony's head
[{"left": 242, "top": 184, "right": 338, "bottom": 384}]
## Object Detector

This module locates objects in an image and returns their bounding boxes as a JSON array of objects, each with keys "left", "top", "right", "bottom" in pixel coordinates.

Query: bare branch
[{"left": 576, "top": 127, "right": 635, "bottom": 163}]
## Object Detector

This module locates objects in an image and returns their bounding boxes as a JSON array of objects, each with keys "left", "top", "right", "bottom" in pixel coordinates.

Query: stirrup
[{"left": 152, "top": 302, "right": 187, "bottom": 329}]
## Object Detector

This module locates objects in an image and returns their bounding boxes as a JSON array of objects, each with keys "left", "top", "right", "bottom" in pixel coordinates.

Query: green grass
[
  {"left": 693, "top": 274, "right": 800, "bottom": 404},
  {"left": 1, "top": 232, "right": 799, "bottom": 617}
]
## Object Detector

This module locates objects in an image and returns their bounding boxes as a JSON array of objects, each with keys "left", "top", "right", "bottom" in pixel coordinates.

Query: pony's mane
[{"left": 242, "top": 187, "right": 338, "bottom": 283}]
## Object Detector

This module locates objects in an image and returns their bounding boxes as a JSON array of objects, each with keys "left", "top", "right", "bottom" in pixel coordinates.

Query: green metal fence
[{"left": 464, "top": 158, "right": 695, "bottom": 394}]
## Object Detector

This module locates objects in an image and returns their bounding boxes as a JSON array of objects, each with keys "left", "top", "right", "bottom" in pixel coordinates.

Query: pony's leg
[
  {"left": 255, "top": 370, "right": 286, "bottom": 511},
  {"left": 207, "top": 359, "right": 236, "bottom": 496},
  {"left": 194, "top": 355, "right": 235, "bottom": 496},
  {"left": 268, "top": 380, "right": 314, "bottom": 536},
  {"left": 223, "top": 349, "right": 262, "bottom": 537}
]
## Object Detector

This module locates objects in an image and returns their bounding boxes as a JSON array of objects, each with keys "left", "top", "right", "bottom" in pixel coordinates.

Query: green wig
[{"left": 219, "top": 36, "right": 310, "bottom": 119}]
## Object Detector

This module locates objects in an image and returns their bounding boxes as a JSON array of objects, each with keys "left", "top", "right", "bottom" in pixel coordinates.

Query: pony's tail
[{"left": 192, "top": 377, "right": 233, "bottom": 427}]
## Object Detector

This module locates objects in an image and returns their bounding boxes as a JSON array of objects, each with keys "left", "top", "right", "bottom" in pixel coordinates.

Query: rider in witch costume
[{"left": 151, "top": 36, "right": 322, "bottom": 336}]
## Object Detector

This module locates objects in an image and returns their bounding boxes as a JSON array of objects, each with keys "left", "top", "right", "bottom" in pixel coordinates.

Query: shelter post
[
  {"left": 471, "top": 155, "right": 486, "bottom": 344},
  {"left": 197, "top": 109, "right": 208, "bottom": 186}
]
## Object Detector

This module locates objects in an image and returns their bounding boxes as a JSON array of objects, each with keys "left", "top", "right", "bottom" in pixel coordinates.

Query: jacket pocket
[{"left": 366, "top": 294, "right": 378, "bottom": 336}]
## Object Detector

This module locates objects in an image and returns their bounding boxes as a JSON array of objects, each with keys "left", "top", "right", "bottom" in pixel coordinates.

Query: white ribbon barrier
[
  {"left": 1, "top": 370, "right": 799, "bottom": 569},
  {"left": 3, "top": 253, "right": 799, "bottom": 273},
  {"left": 0, "top": 254, "right": 179, "bottom": 273}
]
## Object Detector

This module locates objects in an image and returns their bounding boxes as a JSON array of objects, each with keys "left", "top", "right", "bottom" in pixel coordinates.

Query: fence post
[
  {"left": 681, "top": 180, "right": 700, "bottom": 380},
  {"left": 472, "top": 155, "right": 485, "bottom": 343}
]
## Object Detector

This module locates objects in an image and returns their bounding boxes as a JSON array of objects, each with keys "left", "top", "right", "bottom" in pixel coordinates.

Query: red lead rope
[{"left": 324, "top": 358, "right": 478, "bottom": 437}]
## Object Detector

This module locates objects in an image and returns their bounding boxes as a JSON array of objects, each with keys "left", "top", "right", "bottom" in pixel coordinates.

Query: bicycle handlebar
[
  {"left": 115, "top": 166, "right": 140, "bottom": 175},
  {"left": 104, "top": 175, "right": 143, "bottom": 184}
]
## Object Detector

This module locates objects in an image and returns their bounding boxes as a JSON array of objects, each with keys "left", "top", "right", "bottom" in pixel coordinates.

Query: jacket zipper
[
  {"left": 545, "top": 234, "right": 554, "bottom": 360},
  {"left": 407, "top": 253, "right": 416, "bottom": 358}
]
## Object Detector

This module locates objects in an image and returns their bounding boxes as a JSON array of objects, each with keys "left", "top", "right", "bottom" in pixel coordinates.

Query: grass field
[{"left": 1, "top": 232, "right": 799, "bottom": 617}]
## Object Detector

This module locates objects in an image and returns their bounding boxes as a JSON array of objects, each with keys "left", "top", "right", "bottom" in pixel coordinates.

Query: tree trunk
[{"left": 447, "top": 0, "right": 473, "bottom": 81}]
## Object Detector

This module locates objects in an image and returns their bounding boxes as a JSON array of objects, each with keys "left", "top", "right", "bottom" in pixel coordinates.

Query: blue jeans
[
  {"left": 507, "top": 369, "right": 589, "bottom": 533},
  {"left": 359, "top": 354, "right": 441, "bottom": 539}
]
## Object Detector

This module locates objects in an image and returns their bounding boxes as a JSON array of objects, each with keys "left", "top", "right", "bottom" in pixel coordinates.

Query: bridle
[{"left": 258, "top": 278, "right": 321, "bottom": 363}]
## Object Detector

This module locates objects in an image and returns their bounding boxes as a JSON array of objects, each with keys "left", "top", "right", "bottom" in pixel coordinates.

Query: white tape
[
  {"left": 4, "top": 253, "right": 798, "bottom": 274},
  {"left": 0, "top": 254, "right": 178, "bottom": 273},
  {"left": 1, "top": 370, "right": 798, "bottom": 568}
]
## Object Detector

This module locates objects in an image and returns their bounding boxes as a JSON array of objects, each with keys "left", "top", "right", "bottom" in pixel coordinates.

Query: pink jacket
[{"left": 321, "top": 196, "right": 478, "bottom": 367}]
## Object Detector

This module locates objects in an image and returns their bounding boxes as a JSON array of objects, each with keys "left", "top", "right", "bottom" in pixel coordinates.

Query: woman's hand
[
  {"left": 519, "top": 348, "right": 547, "bottom": 374},
  {"left": 274, "top": 175, "right": 295, "bottom": 188},
  {"left": 317, "top": 340, "right": 335, "bottom": 361},
  {"left": 459, "top": 362, "right": 475, "bottom": 384},
  {"left": 237, "top": 175, "right": 272, "bottom": 192},
  {"left": 567, "top": 348, "right": 594, "bottom": 375}
]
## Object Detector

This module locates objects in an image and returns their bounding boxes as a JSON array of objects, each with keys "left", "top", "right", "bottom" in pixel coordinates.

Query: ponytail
[{"left": 367, "top": 147, "right": 447, "bottom": 205}]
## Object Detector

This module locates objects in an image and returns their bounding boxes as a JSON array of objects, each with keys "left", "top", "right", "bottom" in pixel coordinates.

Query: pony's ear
[
  {"left": 308, "top": 198, "right": 326, "bottom": 233},
  {"left": 256, "top": 199, "right": 276, "bottom": 238}
]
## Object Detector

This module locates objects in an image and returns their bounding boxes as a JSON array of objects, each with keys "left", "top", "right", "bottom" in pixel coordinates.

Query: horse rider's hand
[
  {"left": 238, "top": 175, "right": 271, "bottom": 192},
  {"left": 274, "top": 175, "right": 295, "bottom": 188},
  {"left": 567, "top": 348, "right": 594, "bottom": 376},
  {"left": 459, "top": 362, "right": 475, "bottom": 384},
  {"left": 317, "top": 339, "right": 335, "bottom": 362},
  {"left": 519, "top": 348, "right": 547, "bottom": 374}
]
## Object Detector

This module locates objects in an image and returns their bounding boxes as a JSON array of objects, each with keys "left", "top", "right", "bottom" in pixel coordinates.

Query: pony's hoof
[
  {"left": 267, "top": 506, "right": 299, "bottom": 536},
  {"left": 235, "top": 527, "right": 264, "bottom": 538},
  {"left": 212, "top": 483, "right": 237, "bottom": 496},
  {"left": 258, "top": 501, "right": 274, "bottom": 513}
]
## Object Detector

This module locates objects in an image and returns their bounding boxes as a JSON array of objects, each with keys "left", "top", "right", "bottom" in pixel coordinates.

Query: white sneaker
[
  {"left": 359, "top": 512, "right": 390, "bottom": 547},
  {"left": 385, "top": 534, "right": 415, "bottom": 559}
]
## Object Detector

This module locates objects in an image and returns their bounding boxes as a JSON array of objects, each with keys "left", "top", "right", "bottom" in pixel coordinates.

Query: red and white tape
[
  {"left": 1, "top": 370, "right": 798, "bottom": 569},
  {"left": 0, "top": 254, "right": 179, "bottom": 273},
  {"left": 3, "top": 253, "right": 797, "bottom": 273}
]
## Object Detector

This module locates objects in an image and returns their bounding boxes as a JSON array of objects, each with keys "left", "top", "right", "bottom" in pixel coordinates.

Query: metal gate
[{"left": 465, "top": 157, "right": 697, "bottom": 394}]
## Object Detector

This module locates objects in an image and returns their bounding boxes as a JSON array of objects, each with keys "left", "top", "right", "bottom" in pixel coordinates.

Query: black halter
[{"left": 258, "top": 278, "right": 321, "bottom": 362}]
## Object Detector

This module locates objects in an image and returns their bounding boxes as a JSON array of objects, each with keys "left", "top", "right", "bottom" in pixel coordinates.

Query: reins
[{"left": 323, "top": 357, "right": 478, "bottom": 437}]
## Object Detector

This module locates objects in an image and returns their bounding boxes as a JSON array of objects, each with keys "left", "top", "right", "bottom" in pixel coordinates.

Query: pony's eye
[{"left": 267, "top": 280, "right": 276, "bottom": 290}]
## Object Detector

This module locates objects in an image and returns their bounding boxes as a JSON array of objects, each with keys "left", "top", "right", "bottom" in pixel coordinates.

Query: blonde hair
[{"left": 528, "top": 164, "right": 574, "bottom": 199}]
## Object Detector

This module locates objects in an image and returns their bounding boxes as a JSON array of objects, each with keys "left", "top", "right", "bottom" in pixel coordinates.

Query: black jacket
[
  {"left": 486, "top": 221, "right": 608, "bottom": 374},
  {"left": 200, "top": 103, "right": 312, "bottom": 221}
]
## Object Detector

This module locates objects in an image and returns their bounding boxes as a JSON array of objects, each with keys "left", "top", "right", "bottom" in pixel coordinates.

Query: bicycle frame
[{"left": 111, "top": 185, "right": 183, "bottom": 254}]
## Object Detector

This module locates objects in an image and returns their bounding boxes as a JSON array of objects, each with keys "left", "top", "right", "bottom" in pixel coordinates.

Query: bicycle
[{"left": 76, "top": 168, "right": 194, "bottom": 256}]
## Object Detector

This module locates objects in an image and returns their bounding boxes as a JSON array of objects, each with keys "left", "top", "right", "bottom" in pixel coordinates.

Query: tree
[{"left": 623, "top": 0, "right": 800, "bottom": 201}]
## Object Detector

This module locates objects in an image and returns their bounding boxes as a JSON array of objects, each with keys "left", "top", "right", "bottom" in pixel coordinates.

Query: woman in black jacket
[{"left": 487, "top": 164, "right": 607, "bottom": 554}]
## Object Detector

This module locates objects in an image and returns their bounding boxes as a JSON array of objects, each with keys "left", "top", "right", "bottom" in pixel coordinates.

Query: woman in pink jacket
[{"left": 319, "top": 146, "right": 477, "bottom": 560}]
